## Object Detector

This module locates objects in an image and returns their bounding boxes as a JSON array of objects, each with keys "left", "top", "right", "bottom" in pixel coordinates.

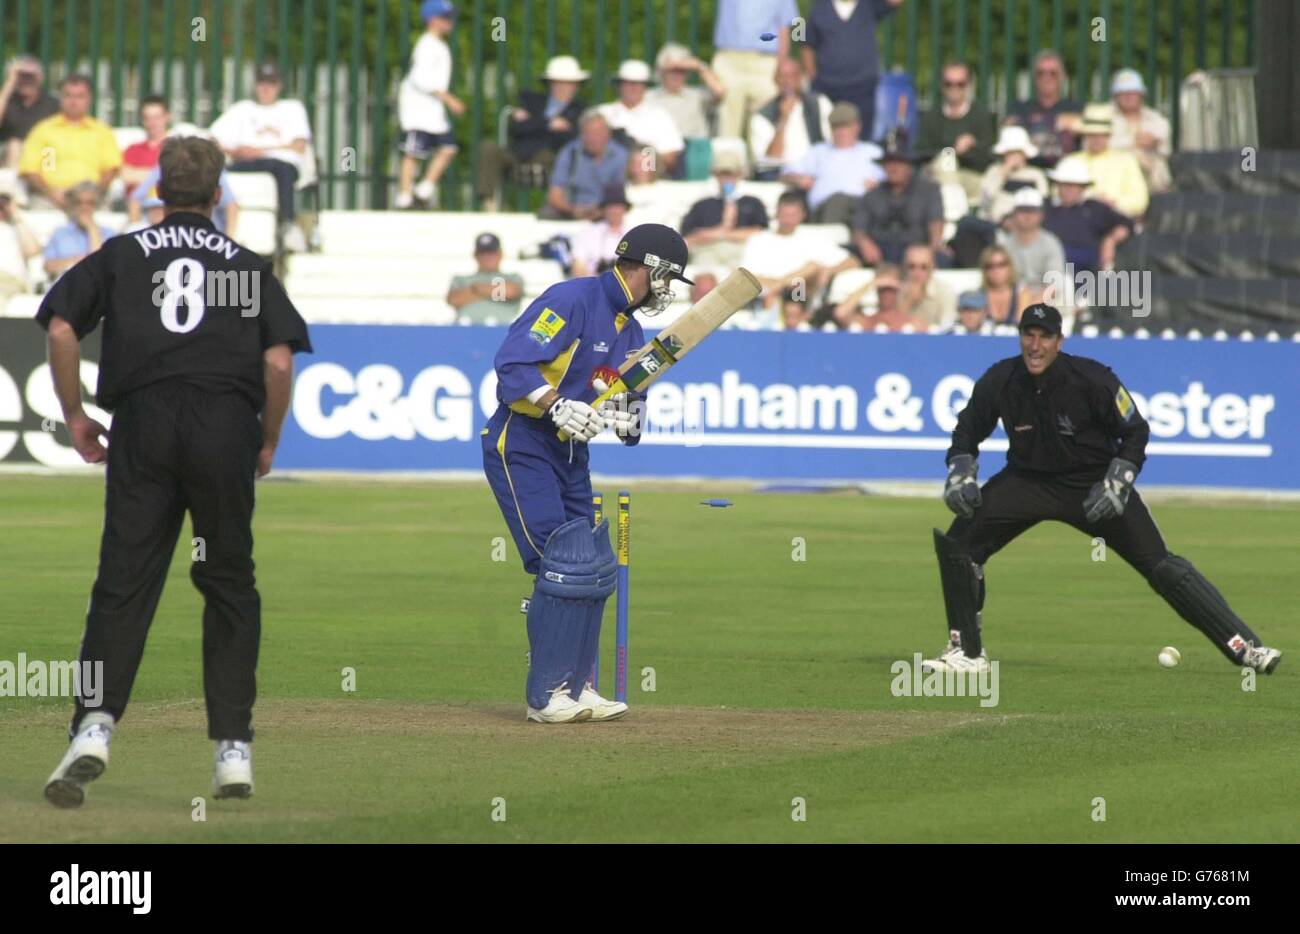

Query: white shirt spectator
[
  {"left": 749, "top": 94, "right": 833, "bottom": 176},
  {"left": 572, "top": 219, "right": 630, "bottom": 277},
  {"left": 646, "top": 85, "right": 713, "bottom": 140},
  {"left": 210, "top": 98, "right": 312, "bottom": 170},
  {"left": 598, "top": 99, "right": 684, "bottom": 157},
  {"left": 740, "top": 226, "right": 850, "bottom": 279},
  {"left": 788, "top": 140, "right": 883, "bottom": 211},
  {"left": 399, "top": 32, "right": 453, "bottom": 134}
]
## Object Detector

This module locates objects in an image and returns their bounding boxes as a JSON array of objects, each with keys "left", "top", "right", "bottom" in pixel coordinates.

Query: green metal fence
[{"left": 0, "top": 0, "right": 1256, "bottom": 211}]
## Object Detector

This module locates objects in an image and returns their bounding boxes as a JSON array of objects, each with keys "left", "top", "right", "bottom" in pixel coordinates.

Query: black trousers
[
  {"left": 947, "top": 468, "right": 1169, "bottom": 577},
  {"left": 75, "top": 381, "right": 263, "bottom": 741}
]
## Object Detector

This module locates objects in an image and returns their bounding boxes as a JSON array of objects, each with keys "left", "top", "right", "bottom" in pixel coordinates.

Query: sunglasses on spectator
[
  {"left": 1035, "top": 68, "right": 1061, "bottom": 77},
  {"left": 943, "top": 79, "right": 968, "bottom": 88},
  {"left": 984, "top": 260, "right": 1009, "bottom": 269}
]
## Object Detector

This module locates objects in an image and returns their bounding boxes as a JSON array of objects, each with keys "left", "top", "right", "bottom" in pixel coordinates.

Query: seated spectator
[
  {"left": 949, "top": 290, "right": 991, "bottom": 333},
  {"left": 781, "top": 285, "right": 812, "bottom": 329},
  {"left": 742, "top": 189, "right": 858, "bottom": 309},
  {"left": 1076, "top": 103, "right": 1148, "bottom": 219},
  {"left": 476, "top": 55, "right": 587, "bottom": 211},
  {"left": 681, "top": 151, "right": 768, "bottom": 268},
  {"left": 131, "top": 156, "right": 241, "bottom": 236},
  {"left": 978, "top": 125, "right": 1050, "bottom": 224},
  {"left": 851, "top": 146, "right": 944, "bottom": 265},
  {"left": 544, "top": 111, "right": 629, "bottom": 219},
  {"left": 43, "top": 182, "right": 112, "bottom": 279},
  {"left": 0, "top": 171, "right": 41, "bottom": 304},
  {"left": 121, "top": 95, "right": 171, "bottom": 196},
  {"left": 1004, "top": 49, "right": 1081, "bottom": 167},
  {"left": 211, "top": 62, "right": 313, "bottom": 248},
  {"left": 977, "top": 244, "right": 1034, "bottom": 324},
  {"left": 599, "top": 60, "right": 684, "bottom": 177},
  {"left": 647, "top": 44, "right": 724, "bottom": 143},
  {"left": 1109, "top": 69, "right": 1171, "bottom": 195},
  {"left": 0, "top": 56, "right": 58, "bottom": 169},
  {"left": 123, "top": 192, "right": 165, "bottom": 233},
  {"left": 996, "top": 188, "right": 1065, "bottom": 305},
  {"left": 834, "top": 263, "right": 923, "bottom": 331},
  {"left": 20, "top": 74, "right": 120, "bottom": 210},
  {"left": 782, "top": 102, "right": 883, "bottom": 224},
  {"left": 689, "top": 271, "right": 719, "bottom": 304},
  {"left": 749, "top": 57, "right": 832, "bottom": 181},
  {"left": 395, "top": 1, "right": 463, "bottom": 209},
  {"left": 918, "top": 61, "right": 996, "bottom": 202},
  {"left": 446, "top": 232, "right": 525, "bottom": 324},
  {"left": 1043, "top": 156, "right": 1133, "bottom": 273},
  {"left": 898, "top": 243, "right": 956, "bottom": 328},
  {"left": 571, "top": 184, "right": 631, "bottom": 277}
]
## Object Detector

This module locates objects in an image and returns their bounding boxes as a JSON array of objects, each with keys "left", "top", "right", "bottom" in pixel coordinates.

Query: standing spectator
[
  {"left": 571, "top": 185, "right": 632, "bottom": 278},
  {"left": 647, "top": 44, "right": 724, "bottom": 143},
  {"left": 19, "top": 75, "right": 120, "bottom": 210},
  {"left": 1004, "top": 49, "right": 1081, "bottom": 167},
  {"left": 544, "top": 111, "right": 629, "bottom": 220},
  {"left": 997, "top": 188, "right": 1066, "bottom": 304},
  {"left": 681, "top": 151, "right": 768, "bottom": 269},
  {"left": 0, "top": 171, "right": 41, "bottom": 305},
  {"left": 394, "top": 1, "right": 464, "bottom": 210},
  {"left": 898, "top": 243, "right": 956, "bottom": 328},
  {"left": 978, "top": 125, "right": 1049, "bottom": 223},
  {"left": 1109, "top": 69, "right": 1171, "bottom": 195},
  {"left": 851, "top": 147, "right": 945, "bottom": 265},
  {"left": 0, "top": 56, "right": 59, "bottom": 169},
  {"left": 446, "top": 233, "right": 525, "bottom": 324},
  {"left": 120, "top": 96, "right": 171, "bottom": 196},
  {"left": 976, "top": 244, "right": 1033, "bottom": 324},
  {"left": 782, "top": 102, "right": 884, "bottom": 224},
  {"left": 1075, "top": 103, "right": 1149, "bottom": 219},
  {"left": 599, "top": 60, "right": 684, "bottom": 177},
  {"left": 475, "top": 55, "right": 588, "bottom": 211},
  {"left": 711, "top": 0, "right": 799, "bottom": 139},
  {"left": 749, "top": 58, "right": 832, "bottom": 181},
  {"left": 918, "top": 61, "right": 996, "bottom": 200},
  {"left": 211, "top": 63, "right": 313, "bottom": 248},
  {"left": 742, "top": 189, "right": 859, "bottom": 310},
  {"left": 949, "top": 290, "right": 991, "bottom": 333},
  {"left": 1043, "top": 156, "right": 1134, "bottom": 273},
  {"left": 803, "top": 0, "right": 904, "bottom": 142},
  {"left": 43, "top": 182, "right": 112, "bottom": 279}
]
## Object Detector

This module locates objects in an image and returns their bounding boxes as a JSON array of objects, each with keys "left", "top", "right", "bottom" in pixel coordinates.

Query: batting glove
[
  {"left": 593, "top": 378, "right": 642, "bottom": 441},
  {"left": 943, "top": 454, "right": 982, "bottom": 519},
  {"left": 1083, "top": 457, "right": 1138, "bottom": 524},
  {"left": 548, "top": 396, "right": 606, "bottom": 443}
]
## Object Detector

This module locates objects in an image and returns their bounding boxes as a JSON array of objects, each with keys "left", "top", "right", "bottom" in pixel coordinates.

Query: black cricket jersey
[
  {"left": 948, "top": 351, "right": 1150, "bottom": 485},
  {"left": 35, "top": 211, "right": 311, "bottom": 411}
]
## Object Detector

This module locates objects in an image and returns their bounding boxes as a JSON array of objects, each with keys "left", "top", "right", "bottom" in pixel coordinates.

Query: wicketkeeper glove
[
  {"left": 1083, "top": 457, "right": 1138, "bottom": 524},
  {"left": 547, "top": 396, "right": 606, "bottom": 443},
  {"left": 943, "top": 454, "right": 982, "bottom": 519},
  {"left": 592, "top": 378, "right": 642, "bottom": 442}
]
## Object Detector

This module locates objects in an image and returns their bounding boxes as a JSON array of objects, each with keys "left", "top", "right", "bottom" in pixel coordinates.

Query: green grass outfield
[{"left": 2, "top": 474, "right": 1296, "bottom": 843}]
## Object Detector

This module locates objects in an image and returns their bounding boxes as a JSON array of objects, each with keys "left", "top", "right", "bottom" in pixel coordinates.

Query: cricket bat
[{"left": 557, "top": 267, "right": 762, "bottom": 440}]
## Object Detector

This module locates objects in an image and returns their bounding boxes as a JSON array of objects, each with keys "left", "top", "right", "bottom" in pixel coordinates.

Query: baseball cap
[
  {"left": 255, "top": 62, "right": 281, "bottom": 83},
  {"left": 421, "top": 0, "right": 456, "bottom": 21},
  {"left": 615, "top": 223, "right": 693, "bottom": 284},
  {"left": 958, "top": 290, "right": 988, "bottom": 311},
  {"left": 474, "top": 232, "right": 501, "bottom": 253},
  {"left": 1111, "top": 68, "right": 1147, "bottom": 96},
  {"left": 1012, "top": 187, "right": 1044, "bottom": 211},
  {"left": 1019, "top": 303, "right": 1063, "bottom": 335},
  {"left": 616, "top": 60, "right": 653, "bottom": 84},
  {"left": 828, "top": 102, "right": 861, "bottom": 126}
]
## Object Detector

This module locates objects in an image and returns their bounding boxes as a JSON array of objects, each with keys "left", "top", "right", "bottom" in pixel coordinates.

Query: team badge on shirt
[
  {"left": 1115, "top": 385, "right": 1135, "bottom": 422},
  {"left": 528, "top": 308, "right": 566, "bottom": 346}
]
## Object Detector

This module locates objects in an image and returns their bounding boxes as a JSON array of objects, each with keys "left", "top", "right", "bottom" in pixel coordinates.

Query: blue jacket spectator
[
  {"left": 44, "top": 181, "right": 112, "bottom": 279},
  {"left": 131, "top": 163, "right": 240, "bottom": 235},
  {"left": 543, "top": 112, "right": 629, "bottom": 220}
]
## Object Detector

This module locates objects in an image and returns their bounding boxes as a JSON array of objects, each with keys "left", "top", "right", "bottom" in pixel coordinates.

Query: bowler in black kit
[
  {"left": 38, "top": 136, "right": 311, "bottom": 808},
  {"left": 924, "top": 303, "right": 1282, "bottom": 676}
]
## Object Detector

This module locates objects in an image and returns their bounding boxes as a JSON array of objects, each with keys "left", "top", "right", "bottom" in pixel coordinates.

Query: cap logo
[
  {"left": 1034, "top": 308, "right": 1045, "bottom": 318},
  {"left": 617, "top": 240, "right": 627, "bottom": 254}
]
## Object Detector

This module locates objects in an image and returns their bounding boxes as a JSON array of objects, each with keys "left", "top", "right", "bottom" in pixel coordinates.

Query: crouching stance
[
  {"left": 926, "top": 303, "right": 1281, "bottom": 675},
  {"left": 481, "top": 223, "right": 693, "bottom": 721}
]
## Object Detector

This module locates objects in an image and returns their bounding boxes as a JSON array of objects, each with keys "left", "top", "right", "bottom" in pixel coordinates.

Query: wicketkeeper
[
  {"left": 481, "top": 223, "right": 692, "bottom": 723},
  {"left": 925, "top": 303, "right": 1282, "bottom": 675}
]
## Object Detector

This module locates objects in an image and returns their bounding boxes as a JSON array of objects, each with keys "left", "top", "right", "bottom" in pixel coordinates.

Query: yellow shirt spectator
[
  {"left": 1079, "top": 148, "right": 1149, "bottom": 219},
  {"left": 20, "top": 112, "right": 122, "bottom": 193}
]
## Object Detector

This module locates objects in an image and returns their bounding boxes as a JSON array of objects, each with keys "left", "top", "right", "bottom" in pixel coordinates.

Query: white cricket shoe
[
  {"left": 1242, "top": 644, "right": 1282, "bottom": 674},
  {"left": 578, "top": 684, "right": 628, "bottom": 721},
  {"left": 414, "top": 180, "right": 438, "bottom": 206},
  {"left": 526, "top": 683, "right": 593, "bottom": 724},
  {"left": 44, "top": 713, "right": 114, "bottom": 809},
  {"left": 213, "top": 740, "right": 254, "bottom": 799},
  {"left": 281, "top": 224, "right": 308, "bottom": 253},
  {"left": 921, "top": 644, "right": 990, "bottom": 673},
  {"left": 394, "top": 190, "right": 414, "bottom": 210}
]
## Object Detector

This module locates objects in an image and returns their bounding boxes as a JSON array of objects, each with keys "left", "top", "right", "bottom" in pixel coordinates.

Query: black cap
[
  {"left": 474, "top": 232, "right": 501, "bottom": 253},
  {"left": 599, "top": 184, "right": 631, "bottom": 208},
  {"left": 614, "top": 222, "right": 693, "bottom": 284},
  {"left": 255, "top": 62, "right": 282, "bottom": 83},
  {"left": 1019, "top": 303, "right": 1063, "bottom": 335}
]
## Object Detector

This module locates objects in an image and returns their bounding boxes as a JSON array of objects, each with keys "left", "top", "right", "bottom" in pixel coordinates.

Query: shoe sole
[
  {"left": 588, "top": 708, "right": 629, "bottom": 722},
  {"left": 215, "top": 783, "right": 253, "bottom": 800},
  {"left": 526, "top": 708, "right": 593, "bottom": 724},
  {"left": 1263, "top": 654, "right": 1281, "bottom": 675},
  {"left": 44, "top": 755, "right": 106, "bottom": 809}
]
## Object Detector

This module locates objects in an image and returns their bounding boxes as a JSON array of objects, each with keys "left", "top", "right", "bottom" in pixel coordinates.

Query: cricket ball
[{"left": 1157, "top": 646, "right": 1181, "bottom": 668}]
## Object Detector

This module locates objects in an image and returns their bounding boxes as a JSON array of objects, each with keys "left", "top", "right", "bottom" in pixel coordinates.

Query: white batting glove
[
  {"left": 593, "top": 378, "right": 640, "bottom": 439},
  {"left": 548, "top": 396, "right": 606, "bottom": 442}
]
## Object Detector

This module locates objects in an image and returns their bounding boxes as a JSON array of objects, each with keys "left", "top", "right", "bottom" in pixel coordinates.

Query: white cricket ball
[{"left": 1158, "top": 646, "right": 1181, "bottom": 668}]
